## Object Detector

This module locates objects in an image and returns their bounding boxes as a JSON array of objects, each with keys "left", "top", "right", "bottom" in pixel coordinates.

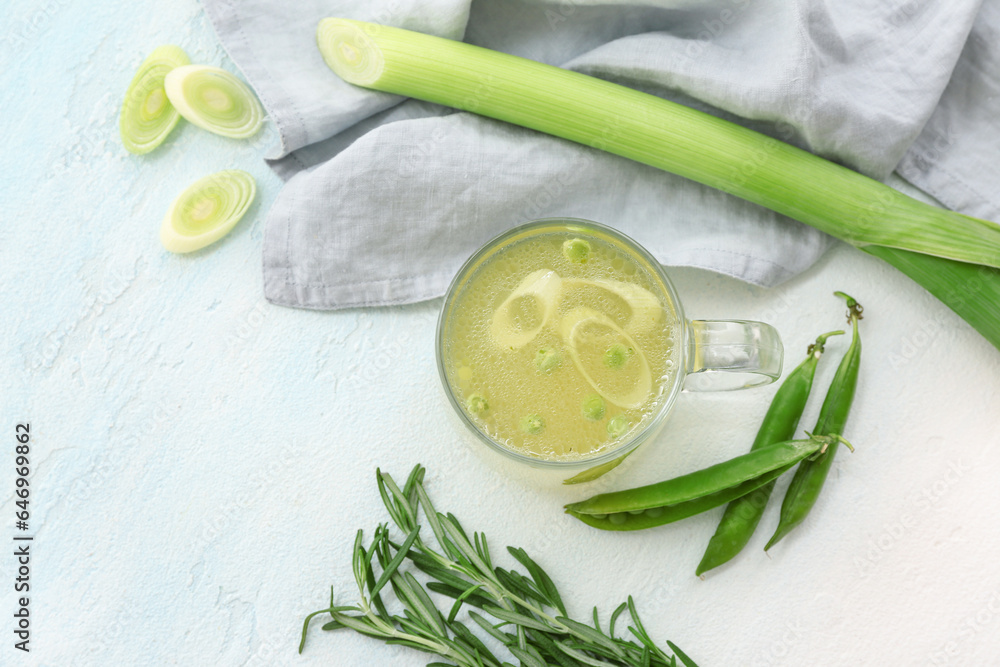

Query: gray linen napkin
[{"left": 201, "top": 0, "right": 999, "bottom": 310}]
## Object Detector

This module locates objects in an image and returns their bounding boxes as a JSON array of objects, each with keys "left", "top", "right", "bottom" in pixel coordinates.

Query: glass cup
[{"left": 436, "top": 218, "right": 782, "bottom": 480}]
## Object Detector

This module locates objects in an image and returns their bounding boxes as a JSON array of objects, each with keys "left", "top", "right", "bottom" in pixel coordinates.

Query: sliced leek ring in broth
[
  {"left": 160, "top": 170, "right": 256, "bottom": 253},
  {"left": 119, "top": 45, "right": 190, "bottom": 154},
  {"left": 561, "top": 278, "right": 664, "bottom": 336},
  {"left": 561, "top": 307, "right": 652, "bottom": 409},
  {"left": 164, "top": 65, "right": 264, "bottom": 139},
  {"left": 490, "top": 269, "right": 562, "bottom": 349}
]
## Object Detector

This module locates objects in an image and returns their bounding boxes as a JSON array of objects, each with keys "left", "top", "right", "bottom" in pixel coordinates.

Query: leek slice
[
  {"left": 597, "top": 280, "right": 662, "bottom": 335},
  {"left": 315, "top": 19, "right": 1000, "bottom": 270},
  {"left": 119, "top": 45, "right": 190, "bottom": 154},
  {"left": 561, "top": 278, "right": 663, "bottom": 336},
  {"left": 160, "top": 170, "right": 256, "bottom": 253},
  {"left": 164, "top": 65, "right": 264, "bottom": 139},
  {"left": 561, "top": 307, "right": 652, "bottom": 409},
  {"left": 490, "top": 269, "right": 562, "bottom": 349}
]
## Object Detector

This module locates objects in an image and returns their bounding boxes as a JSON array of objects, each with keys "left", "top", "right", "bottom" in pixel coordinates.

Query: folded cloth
[{"left": 201, "top": 0, "right": 999, "bottom": 310}]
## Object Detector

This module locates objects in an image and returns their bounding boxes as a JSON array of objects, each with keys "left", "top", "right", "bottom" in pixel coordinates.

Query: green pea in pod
[
  {"left": 695, "top": 327, "right": 843, "bottom": 576},
  {"left": 765, "top": 292, "right": 863, "bottom": 551}
]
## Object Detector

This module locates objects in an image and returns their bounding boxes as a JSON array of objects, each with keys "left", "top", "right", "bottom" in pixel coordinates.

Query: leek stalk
[{"left": 316, "top": 19, "right": 1000, "bottom": 350}]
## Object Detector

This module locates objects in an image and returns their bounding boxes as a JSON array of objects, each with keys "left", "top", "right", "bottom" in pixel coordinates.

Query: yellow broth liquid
[{"left": 443, "top": 229, "right": 680, "bottom": 461}]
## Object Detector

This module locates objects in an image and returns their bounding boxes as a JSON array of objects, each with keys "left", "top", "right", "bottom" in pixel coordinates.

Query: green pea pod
[
  {"left": 695, "top": 329, "right": 843, "bottom": 576},
  {"left": 567, "top": 462, "right": 795, "bottom": 532},
  {"left": 765, "top": 292, "right": 863, "bottom": 550},
  {"left": 565, "top": 435, "right": 833, "bottom": 528}
]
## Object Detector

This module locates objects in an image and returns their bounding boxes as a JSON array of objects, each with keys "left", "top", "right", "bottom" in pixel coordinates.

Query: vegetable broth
[{"left": 442, "top": 227, "right": 680, "bottom": 461}]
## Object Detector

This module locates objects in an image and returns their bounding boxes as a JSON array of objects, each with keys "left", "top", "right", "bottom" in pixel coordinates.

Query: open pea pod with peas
[{"left": 566, "top": 293, "right": 863, "bottom": 565}]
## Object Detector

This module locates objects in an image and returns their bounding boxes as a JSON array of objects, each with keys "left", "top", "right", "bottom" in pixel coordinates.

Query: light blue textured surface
[{"left": 2, "top": 1, "right": 1000, "bottom": 666}]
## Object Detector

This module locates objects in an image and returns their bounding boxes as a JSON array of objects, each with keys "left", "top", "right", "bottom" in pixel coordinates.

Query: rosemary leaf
[
  {"left": 402, "top": 464, "right": 425, "bottom": 508},
  {"left": 363, "top": 545, "right": 390, "bottom": 619},
  {"left": 448, "top": 583, "right": 487, "bottom": 623},
  {"left": 494, "top": 568, "right": 544, "bottom": 606},
  {"left": 667, "top": 640, "right": 699, "bottom": 667},
  {"left": 404, "top": 570, "right": 448, "bottom": 635},
  {"left": 557, "top": 616, "right": 627, "bottom": 659},
  {"left": 329, "top": 612, "right": 389, "bottom": 638},
  {"left": 524, "top": 628, "right": 580, "bottom": 667},
  {"left": 450, "top": 620, "right": 502, "bottom": 666},
  {"left": 391, "top": 572, "right": 446, "bottom": 636},
  {"left": 375, "top": 469, "right": 405, "bottom": 529},
  {"left": 469, "top": 610, "right": 518, "bottom": 646},
  {"left": 609, "top": 602, "right": 628, "bottom": 637},
  {"left": 483, "top": 605, "right": 553, "bottom": 633},
  {"left": 378, "top": 468, "right": 417, "bottom": 531},
  {"left": 414, "top": 482, "right": 449, "bottom": 548},
  {"left": 350, "top": 529, "right": 366, "bottom": 594},
  {"left": 509, "top": 644, "right": 547, "bottom": 667},
  {"left": 370, "top": 526, "right": 420, "bottom": 599},
  {"left": 555, "top": 641, "right": 620, "bottom": 666},
  {"left": 425, "top": 582, "right": 493, "bottom": 609},
  {"left": 507, "top": 546, "right": 567, "bottom": 616},
  {"left": 442, "top": 515, "right": 497, "bottom": 579},
  {"left": 476, "top": 531, "right": 495, "bottom": 571}
]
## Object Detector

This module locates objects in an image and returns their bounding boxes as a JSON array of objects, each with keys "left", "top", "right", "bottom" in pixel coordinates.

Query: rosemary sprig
[{"left": 300, "top": 464, "right": 698, "bottom": 667}]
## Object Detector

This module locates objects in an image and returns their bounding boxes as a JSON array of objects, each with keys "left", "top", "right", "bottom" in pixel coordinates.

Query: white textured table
[{"left": 3, "top": 2, "right": 999, "bottom": 666}]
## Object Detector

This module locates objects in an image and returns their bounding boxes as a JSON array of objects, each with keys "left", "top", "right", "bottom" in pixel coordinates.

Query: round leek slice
[
  {"left": 119, "top": 45, "right": 190, "bottom": 154},
  {"left": 490, "top": 269, "right": 562, "bottom": 349},
  {"left": 562, "top": 278, "right": 663, "bottom": 335},
  {"left": 164, "top": 65, "right": 264, "bottom": 139},
  {"left": 160, "top": 170, "right": 256, "bottom": 253},
  {"left": 561, "top": 307, "right": 652, "bottom": 409}
]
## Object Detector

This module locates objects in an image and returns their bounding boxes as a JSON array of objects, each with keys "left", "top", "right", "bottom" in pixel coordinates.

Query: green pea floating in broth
[
  {"left": 562, "top": 238, "right": 591, "bottom": 263},
  {"left": 521, "top": 414, "right": 545, "bottom": 434},
  {"left": 535, "top": 347, "right": 562, "bottom": 373},
  {"left": 465, "top": 393, "right": 489, "bottom": 415},
  {"left": 603, "top": 343, "right": 633, "bottom": 369},
  {"left": 607, "top": 415, "right": 629, "bottom": 438},
  {"left": 582, "top": 394, "right": 607, "bottom": 421}
]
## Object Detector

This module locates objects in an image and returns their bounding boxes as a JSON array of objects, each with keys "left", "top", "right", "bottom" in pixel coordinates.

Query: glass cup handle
[{"left": 683, "top": 320, "right": 783, "bottom": 391}]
